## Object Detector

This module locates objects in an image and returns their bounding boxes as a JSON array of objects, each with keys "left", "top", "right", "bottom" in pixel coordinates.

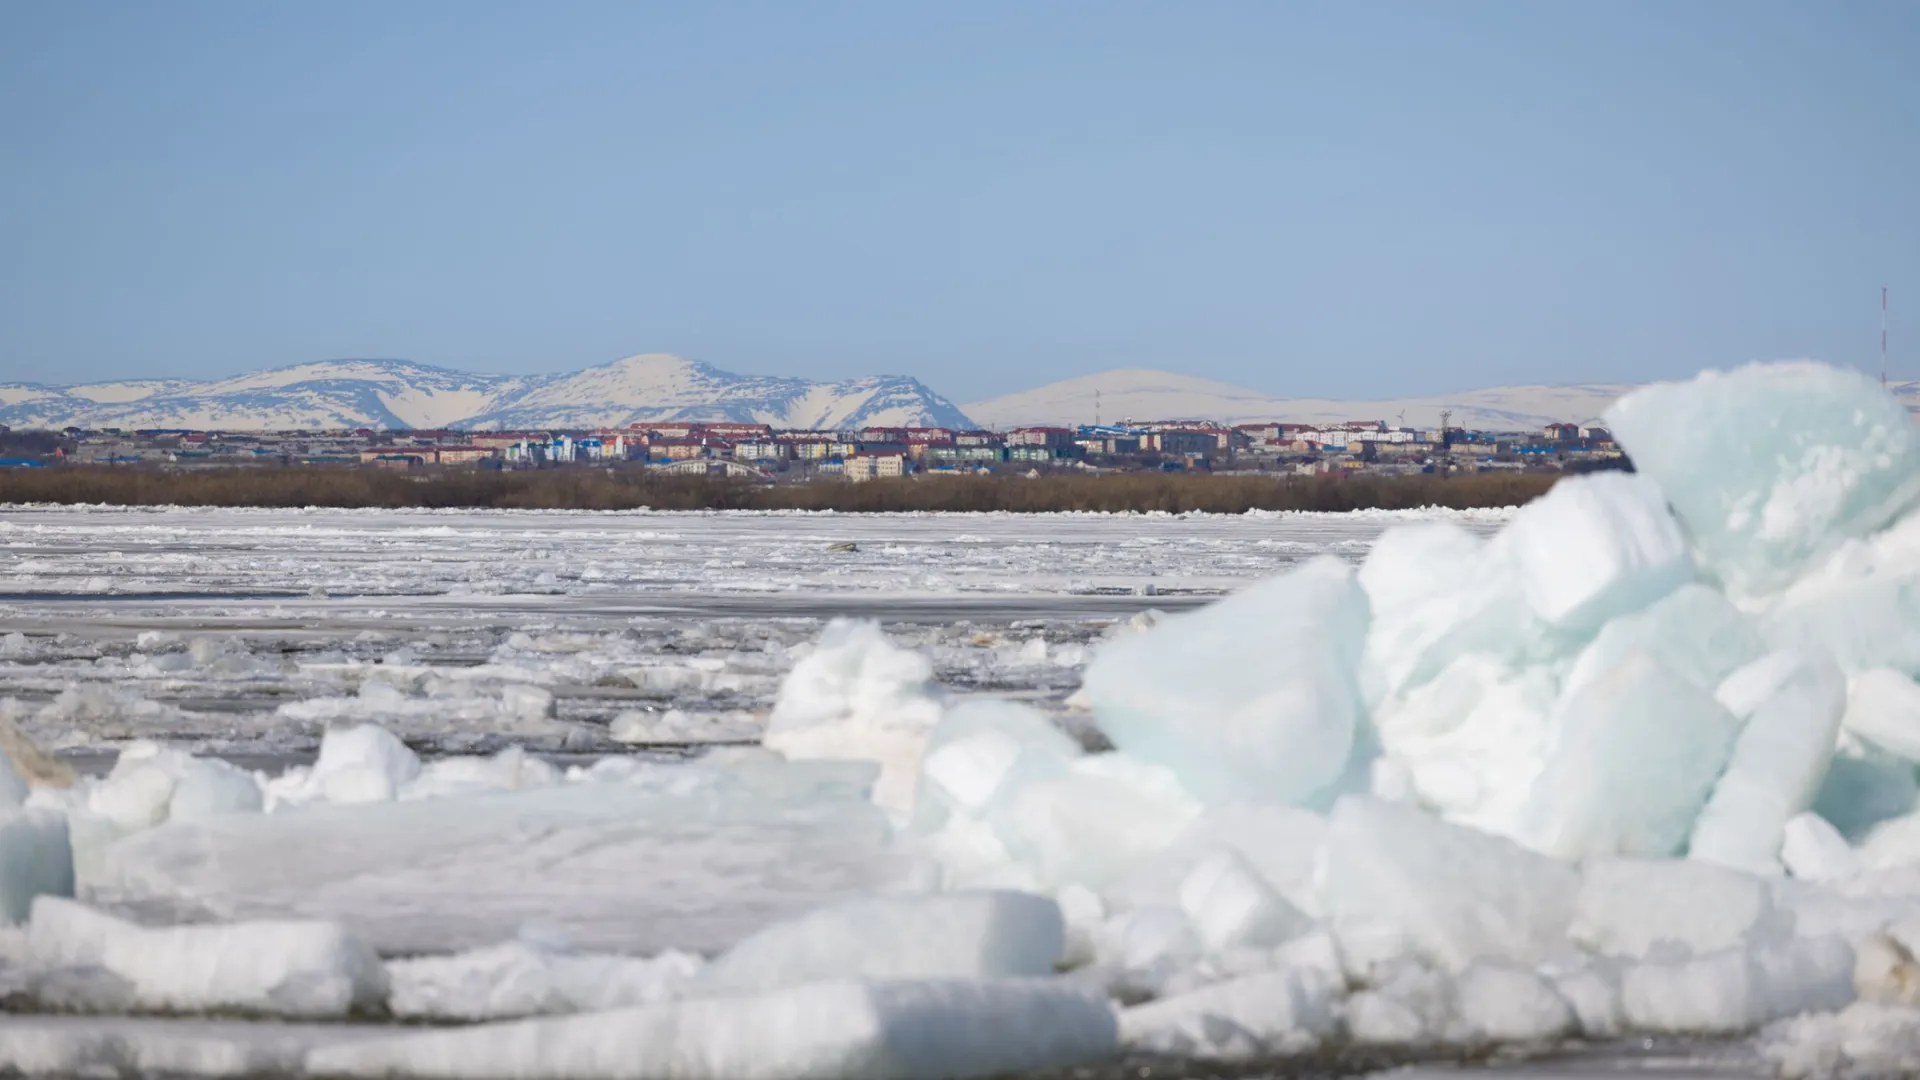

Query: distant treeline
[{"left": 0, "top": 466, "right": 1559, "bottom": 514}]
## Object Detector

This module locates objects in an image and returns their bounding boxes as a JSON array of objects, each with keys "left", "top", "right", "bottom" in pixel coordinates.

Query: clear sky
[{"left": 2, "top": 1, "right": 1916, "bottom": 402}]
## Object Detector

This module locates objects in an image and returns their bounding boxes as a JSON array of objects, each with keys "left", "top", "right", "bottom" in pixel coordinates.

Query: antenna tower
[
  {"left": 1884, "top": 286, "right": 1890, "bottom": 387},
  {"left": 1095, "top": 390, "right": 1102, "bottom": 427}
]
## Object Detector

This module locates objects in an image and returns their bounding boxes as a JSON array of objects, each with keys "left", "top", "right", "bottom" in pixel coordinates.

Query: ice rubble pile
[{"left": 0, "top": 360, "right": 1918, "bottom": 1077}]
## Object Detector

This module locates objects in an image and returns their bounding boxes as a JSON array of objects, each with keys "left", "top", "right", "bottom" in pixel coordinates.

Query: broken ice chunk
[
  {"left": 1605, "top": 361, "right": 1920, "bottom": 599},
  {"left": 1358, "top": 521, "right": 1532, "bottom": 703},
  {"left": 0, "top": 747, "right": 25, "bottom": 810},
  {"left": 1369, "top": 655, "right": 1557, "bottom": 837},
  {"left": 1844, "top": 669, "right": 1920, "bottom": 763},
  {"left": 1571, "top": 858, "right": 1777, "bottom": 960},
  {"left": 1617, "top": 934, "right": 1855, "bottom": 1035},
  {"left": 1081, "top": 556, "right": 1368, "bottom": 806},
  {"left": 1562, "top": 583, "right": 1765, "bottom": 697},
  {"left": 1780, "top": 813, "right": 1862, "bottom": 882},
  {"left": 915, "top": 699, "right": 1079, "bottom": 821},
  {"left": 1106, "top": 802, "right": 1327, "bottom": 919},
  {"left": 0, "top": 809, "right": 72, "bottom": 923},
  {"left": 983, "top": 753, "right": 1201, "bottom": 889},
  {"left": 1518, "top": 650, "right": 1741, "bottom": 859},
  {"left": 1176, "top": 848, "right": 1312, "bottom": 955},
  {"left": 697, "top": 891, "right": 1064, "bottom": 994},
  {"left": 1322, "top": 796, "right": 1578, "bottom": 975},
  {"left": 1813, "top": 742, "right": 1919, "bottom": 841},
  {"left": 307, "top": 977, "right": 1120, "bottom": 1080},
  {"left": 309, "top": 724, "right": 421, "bottom": 805},
  {"left": 1501, "top": 472, "right": 1694, "bottom": 632},
  {"left": 1451, "top": 963, "right": 1576, "bottom": 1045},
  {"left": 764, "top": 620, "right": 945, "bottom": 817},
  {"left": 1690, "top": 651, "right": 1846, "bottom": 874},
  {"left": 167, "top": 758, "right": 265, "bottom": 822},
  {"left": 1118, "top": 968, "right": 1338, "bottom": 1059},
  {"left": 26, "top": 897, "right": 386, "bottom": 1018}
]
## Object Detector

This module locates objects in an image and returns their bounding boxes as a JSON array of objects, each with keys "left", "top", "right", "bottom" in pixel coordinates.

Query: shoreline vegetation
[{"left": 0, "top": 467, "right": 1558, "bottom": 514}]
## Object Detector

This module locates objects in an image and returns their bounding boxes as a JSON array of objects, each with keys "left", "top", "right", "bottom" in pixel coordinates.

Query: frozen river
[
  {"left": 0, "top": 503, "right": 1516, "bottom": 605},
  {"left": 0, "top": 505, "right": 1510, "bottom": 757}
]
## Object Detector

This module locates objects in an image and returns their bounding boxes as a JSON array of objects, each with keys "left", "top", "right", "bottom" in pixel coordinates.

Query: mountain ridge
[{"left": 0, "top": 355, "right": 972, "bottom": 432}]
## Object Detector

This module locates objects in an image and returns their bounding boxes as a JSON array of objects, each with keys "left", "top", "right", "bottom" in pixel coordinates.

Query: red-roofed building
[{"left": 1006, "top": 427, "right": 1075, "bottom": 450}]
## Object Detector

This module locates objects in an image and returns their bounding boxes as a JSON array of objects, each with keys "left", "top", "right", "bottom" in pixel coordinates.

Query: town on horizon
[{"left": 0, "top": 413, "right": 1627, "bottom": 481}]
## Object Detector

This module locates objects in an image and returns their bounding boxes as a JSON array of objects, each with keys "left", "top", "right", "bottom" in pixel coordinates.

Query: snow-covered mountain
[
  {"left": 0, "top": 360, "right": 527, "bottom": 431},
  {"left": 964, "top": 368, "right": 1920, "bottom": 431},
  {"left": 462, "top": 354, "right": 971, "bottom": 431},
  {"left": 0, "top": 355, "right": 972, "bottom": 432}
]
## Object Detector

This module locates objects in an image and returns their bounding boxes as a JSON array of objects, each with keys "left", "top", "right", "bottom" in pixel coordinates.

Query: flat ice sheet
[{"left": 94, "top": 779, "right": 923, "bottom": 956}]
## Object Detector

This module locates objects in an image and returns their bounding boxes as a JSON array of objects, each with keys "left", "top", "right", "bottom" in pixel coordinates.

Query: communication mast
[{"left": 1884, "top": 286, "right": 1890, "bottom": 387}]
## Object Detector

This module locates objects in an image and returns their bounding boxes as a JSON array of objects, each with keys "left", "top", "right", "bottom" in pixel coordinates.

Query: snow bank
[{"left": 308, "top": 978, "right": 1119, "bottom": 1080}]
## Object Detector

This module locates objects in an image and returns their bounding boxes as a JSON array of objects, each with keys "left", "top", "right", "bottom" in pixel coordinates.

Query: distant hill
[
  {"left": 9, "top": 355, "right": 1911, "bottom": 434},
  {"left": 963, "top": 367, "right": 1920, "bottom": 431},
  {"left": 0, "top": 354, "right": 973, "bottom": 432}
]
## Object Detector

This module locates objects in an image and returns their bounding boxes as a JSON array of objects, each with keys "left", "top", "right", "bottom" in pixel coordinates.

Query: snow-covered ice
[
  {"left": 23, "top": 897, "right": 387, "bottom": 1018},
  {"left": 307, "top": 977, "right": 1119, "bottom": 1080},
  {"left": 386, "top": 942, "right": 702, "bottom": 1022},
  {"left": 696, "top": 891, "right": 1064, "bottom": 992}
]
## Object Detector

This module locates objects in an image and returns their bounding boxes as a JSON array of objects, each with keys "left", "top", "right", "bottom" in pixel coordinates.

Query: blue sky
[{"left": 2, "top": 1, "right": 1915, "bottom": 401}]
